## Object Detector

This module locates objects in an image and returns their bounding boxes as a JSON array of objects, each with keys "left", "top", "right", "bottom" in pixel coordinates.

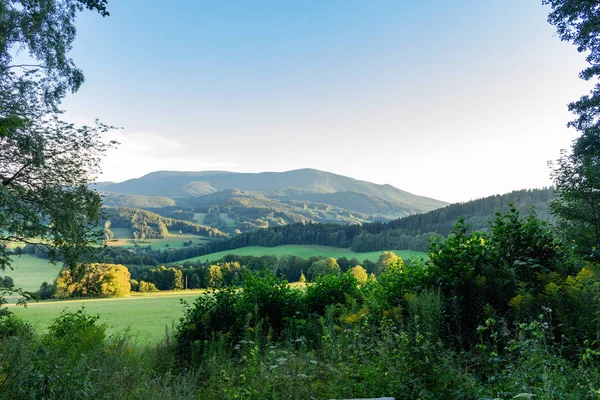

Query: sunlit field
[
  {"left": 8, "top": 290, "right": 206, "bottom": 343},
  {"left": 181, "top": 244, "right": 427, "bottom": 263}
]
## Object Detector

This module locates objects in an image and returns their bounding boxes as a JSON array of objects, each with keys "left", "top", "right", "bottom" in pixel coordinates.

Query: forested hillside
[
  {"left": 89, "top": 188, "right": 555, "bottom": 266},
  {"left": 103, "top": 208, "right": 227, "bottom": 240},
  {"left": 212, "top": 187, "right": 555, "bottom": 253},
  {"left": 96, "top": 169, "right": 447, "bottom": 232}
]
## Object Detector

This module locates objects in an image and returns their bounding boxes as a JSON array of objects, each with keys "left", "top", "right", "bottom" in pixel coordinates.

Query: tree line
[{"left": 103, "top": 207, "right": 227, "bottom": 240}]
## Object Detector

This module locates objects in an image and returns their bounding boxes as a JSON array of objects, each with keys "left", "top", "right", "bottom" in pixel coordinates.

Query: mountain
[
  {"left": 96, "top": 169, "right": 443, "bottom": 205},
  {"left": 95, "top": 169, "right": 448, "bottom": 232},
  {"left": 117, "top": 188, "right": 556, "bottom": 266}
]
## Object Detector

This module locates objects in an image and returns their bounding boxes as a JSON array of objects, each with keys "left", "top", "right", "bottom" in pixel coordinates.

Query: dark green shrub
[
  {"left": 305, "top": 272, "right": 361, "bottom": 316},
  {"left": 428, "top": 208, "right": 569, "bottom": 348},
  {"left": 237, "top": 271, "right": 303, "bottom": 336},
  {"left": 37, "top": 281, "right": 56, "bottom": 300},
  {"left": 176, "top": 286, "right": 241, "bottom": 364},
  {"left": 0, "top": 312, "right": 34, "bottom": 339},
  {"left": 0, "top": 276, "right": 14, "bottom": 289}
]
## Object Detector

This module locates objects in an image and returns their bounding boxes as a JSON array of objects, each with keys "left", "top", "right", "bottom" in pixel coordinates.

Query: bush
[
  {"left": 237, "top": 271, "right": 303, "bottom": 336},
  {"left": 138, "top": 280, "right": 159, "bottom": 292},
  {"left": 428, "top": 208, "right": 570, "bottom": 347},
  {"left": 0, "top": 276, "right": 14, "bottom": 289},
  {"left": 55, "top": 263, "right": 131, "bottom": 298},
  {"left": 37, "top": 281, "right": 56, "bottom": 300},
  {"left": 0, "top": 312, "right": 34, "bottom": 339},
  {"left": 305, "top": 272, "right": 361, "bottom": 316}
]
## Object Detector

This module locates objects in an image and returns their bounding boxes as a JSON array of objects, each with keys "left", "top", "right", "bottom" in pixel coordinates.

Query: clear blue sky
[{"left": 61, "top": 0, "right": 590, "bottom": 203}]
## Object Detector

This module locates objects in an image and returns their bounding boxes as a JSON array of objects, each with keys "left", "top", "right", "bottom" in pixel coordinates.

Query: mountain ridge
[{"left": 95, "top": 169, "right": 448, "bottom": 232}]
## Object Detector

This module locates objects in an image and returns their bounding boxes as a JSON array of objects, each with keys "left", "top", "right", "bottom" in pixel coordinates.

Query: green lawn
[
  {"left": 181, "top": 245, "right": 427, "bottom": 264},
  {"left": 8, "top": 290, "right": 205, "bottom": 343},
  {"left": 5, "top": 255, "right": 62, "bottom": 292}
]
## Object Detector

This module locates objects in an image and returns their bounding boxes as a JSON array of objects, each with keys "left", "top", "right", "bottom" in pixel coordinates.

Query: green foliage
[
  {"left": 0, "top": 275, "right": 13, "bottom": 288},
  {"left": 0, "top": 313, "right": 34, "bottom": 339},
  {"left": 238, "top": 271, "right": 303, "bottom": 336},
  {"left": 54, "top": 263, "right": 131, "bottom": 298},
  {"left": 307, "top": 257, "right": 341, "bottom": 280},
  {"left": 551, "top": 150, "right": 600, "bottom": 260},
  {"left": 544, "top": 0, "right": 600, "bottom": 261},
  {"left": 104, "top": 207, "right": 226, "bottom": 240},
  {"left": 36, "top": 281, "right": 56, "bottom": 300},
  {"left": 145, "top": 266, "right": 187, "bottom": 290},
  {"left": 429, "top": 208, "right": 568, "bottom": 347},
  {"left": 138, "top": 280, "right": 159, "bottom": 292},
  {"left": 0, "top": 0, "right": 113, "bottom": 273},
  {"left": 305, "top": 272, "right": 360, "bottom": 316},
  {"left": 349, "top": 265, "right": 368, "bottom": 284},
  {"left": 376, "top": 251, "right": 403, "bottom": 274}
]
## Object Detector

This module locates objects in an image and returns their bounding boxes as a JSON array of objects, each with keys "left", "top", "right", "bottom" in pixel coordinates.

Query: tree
[
  {"left": 376, "top": 251, "right": 403, "bottom": 275},
  {"left": 0, "top": 276, "right": 14, "bottom": 288},
  {"left": 0, "top": 1, "right": 112, "bottom": 272},
  {"left": 207, "top": 264, "right": 223, "bottom": 288},
  {"left": 103, "top": 221, "right": 114, "bottom": 241},
  {"left": 544, "top": 0, "right": 600, "bottom": 258},
  {"left": 349, "top": 265, "right": 368, "bottom": 284},
  {"left": 307, "top": 257, "right": 340, "bottom": 280},
  {"left": 551, "top": 150, "right": 600, "bottom": 258},
  {"left": 54, "top": 263, "right": 131, "bottom": 298}
]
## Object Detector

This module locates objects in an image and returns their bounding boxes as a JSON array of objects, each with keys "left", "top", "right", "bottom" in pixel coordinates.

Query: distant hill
[
  {"left": 106, "top": 188, "right": 555, "bottom": 266},
  {"left": 95, "top": 169, "right": 448, "bottom": 231}
]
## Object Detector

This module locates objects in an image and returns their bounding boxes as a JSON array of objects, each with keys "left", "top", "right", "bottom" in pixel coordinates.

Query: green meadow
[
  {"left": 192, "top": 212, "right": 206, "bottom": 224},
  {"left": 220, "top": 212, "right": 236, "bottom": 227},
  {"left": 8, "top": 290, "right": 205, "bottom": 343},
  {"left": 107, "top": 227, "right": 209, "bottom": 249},
  {"left": 5, "top": 255, "right": 62, "bottom": 292},
  {"left": 181, "top": 245, "right": 427, "bottom": 264}
]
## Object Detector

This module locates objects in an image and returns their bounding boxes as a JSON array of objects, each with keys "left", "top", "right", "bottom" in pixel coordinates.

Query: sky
[{"left": 60, "top": 0, "right": 591, "bottom": 203}]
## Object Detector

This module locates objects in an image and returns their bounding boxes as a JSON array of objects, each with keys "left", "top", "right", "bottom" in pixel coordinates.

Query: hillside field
[
  {"left": 5, "top": 255, "right": 62, "bottom": 292},
  {"left": 181, "top": 245, "right": 427, "bottom": 263},
  {"left": 107, "top": 227, "right": 210, "bottom": 249},
  {"left": 7, "top": 290, "right": 206, "bottom": 343}
]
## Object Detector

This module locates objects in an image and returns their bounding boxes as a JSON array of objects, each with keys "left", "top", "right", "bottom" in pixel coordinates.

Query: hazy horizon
[{"left": 61, "top": 1, "right": 589, "bottom": 203}]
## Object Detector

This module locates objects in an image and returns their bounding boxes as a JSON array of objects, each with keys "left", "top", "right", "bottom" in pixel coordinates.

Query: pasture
[
  {"left": 192, "top": 212, "right": 206, "bottom": 224},
  {"left": 5, "top": 255, "right": 62, "bottom": 292},
  {"left": 8, "top": 290, "right": 205, "bottom": 343},
  {"left": 181, "top": 245, "right": 427, "bottom": 263},
  {"left": 220, "top": 212, "right": 236, "bottom": 227},
  {"left": 107, "top": 227, "right": 209, "bottom": 249}
]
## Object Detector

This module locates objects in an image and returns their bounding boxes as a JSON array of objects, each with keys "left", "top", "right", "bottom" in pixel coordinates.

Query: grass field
[
  {"left": 220, "top": 213, "right": 236, "bottom": 227},
  {"left": 5, "top": 255, "right": 62, "bottom": 292},
  {"left": 8, "top": 290, "right": 206, "bottom": 343},
  {"left": 181, "top": 245, "right": 427, "bottom": 264},
  {"left": 192, "top": 212, "right": 206, "bottom": 224},
  {"left": 107, "top": 227, "right": 209, "bottom": 249}
]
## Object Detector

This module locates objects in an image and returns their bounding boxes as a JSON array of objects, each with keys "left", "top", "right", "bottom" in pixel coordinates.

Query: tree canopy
[
  {"left": 545, "top": 0, "right": 600, "bottom": 259},
  {"left": 0, "top": 1, "right": 112, "bottom": 271}
]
